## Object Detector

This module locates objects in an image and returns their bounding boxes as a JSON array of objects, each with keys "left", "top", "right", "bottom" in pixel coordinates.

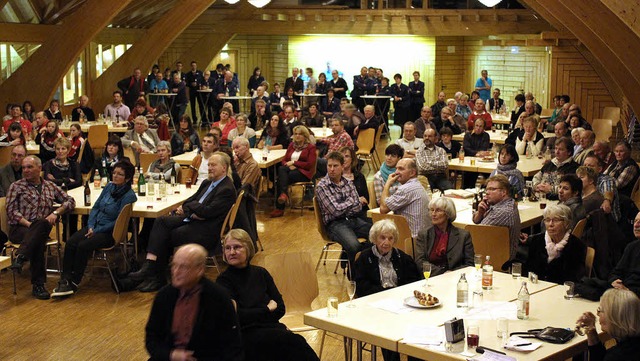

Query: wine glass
[
  {"left": 346, "top": 281, "right": 356, "bottom": 308},
  {"left": 523, "top": 187, "right": 529, "bottom": 202},
  {"left": 474, "top": 254, "right": 483, "bottom": 279},
  {"left": 422, "top": 262, "right": 432, "bottom": 287}
]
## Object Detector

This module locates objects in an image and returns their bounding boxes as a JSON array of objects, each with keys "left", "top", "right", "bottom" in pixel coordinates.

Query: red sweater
[
  {"left": 467, "top": 111, "right": 493, "bottom": 131},
  {"left": 282, "top": 142, "right": 317, "bottom": 180}
]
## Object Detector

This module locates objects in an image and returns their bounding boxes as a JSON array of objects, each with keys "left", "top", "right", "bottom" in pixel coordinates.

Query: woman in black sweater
[
  {"left": 217, "top": 229, "right": 319, "bottom": 361},
  {"left": 43, "top": 137, "right": 82, "bottom": 190}
]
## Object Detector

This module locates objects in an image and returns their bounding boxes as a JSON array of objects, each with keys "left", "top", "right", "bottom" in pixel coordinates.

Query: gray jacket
[{"left": 414, "top": 224, "right": 475, "bottom": 276}]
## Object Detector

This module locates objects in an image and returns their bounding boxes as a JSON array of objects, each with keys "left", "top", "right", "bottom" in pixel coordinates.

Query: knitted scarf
[{"left": 379, "top": 163, "right": 396, "bottom": 183}]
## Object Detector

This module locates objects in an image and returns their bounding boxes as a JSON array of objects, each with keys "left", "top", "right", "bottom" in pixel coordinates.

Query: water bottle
[
  {"left": 457, "top": 273, "right": 469, "bottom": 308},
  {"left": 517, "top": 281, "right": 530, "bottom": 320},
  {"left": 482, "top": 256, "right": 493, "bottom": 290}
]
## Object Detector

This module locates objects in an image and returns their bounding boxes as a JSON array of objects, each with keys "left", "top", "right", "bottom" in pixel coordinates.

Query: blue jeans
[{"left": 325, "top": 217, "right": 372, "bottom": 264}]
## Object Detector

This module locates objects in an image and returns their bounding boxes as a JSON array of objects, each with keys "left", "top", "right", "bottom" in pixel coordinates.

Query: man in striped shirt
[{"left": 380, "top": 158, "right": 431, "bottom": 238}]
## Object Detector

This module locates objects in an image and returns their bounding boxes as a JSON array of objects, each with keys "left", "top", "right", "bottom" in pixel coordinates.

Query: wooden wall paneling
[
  {"left": 0, "top": 0, "right": 135, "bottom": 110},
  {"left": 550, "top": 45, "right": 616, "bottom": 123},
  {"left": 177, "top": 32, "right": 236, "bottom": 76},
  {"left": 91, "top": 0, "right": 217, "bottom": 112}
]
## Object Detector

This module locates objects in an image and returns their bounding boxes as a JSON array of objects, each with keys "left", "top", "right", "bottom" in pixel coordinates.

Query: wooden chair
[
  {"left": 370, "top": 213, "right": 414, "bottom": 257},
  {"left": 367, "top": 180, "right": 378, "bottom": 209},
  {"left": 603, "top": 106, "right": 622, "bottom": 139},
  {"left": 313, "top": 196, "right": 349, "bottom": 274},
  {"left": 591, "top": 119, "right": 612, "bottom": 143},
  {"left": 571, "top": 218, "right": 587, "bottom": 239},
  {"left": 464, "top": 224, "right": 510, "bottom": 271},
  {"left": 540, "top": 108, "right": 554, "bottom": 117},
  {"left": 88, "top": 124, "right": 108, "bottom": 157},
  {"left": 207, "top": 190, "right": 245, "bottom": 273},
  {"left": 264, "top": 252, "right": 327, "bottom": 357},
  {"left": 0, "top": 197, "right": 62, "bottom": 294},
  {"left": 0, "top": 146, "right": 13, "bottom": 165},
  {"left": 287, "top": 158, "right": 317, "bottom": 215},
  {"left": 585, "top": 246, "right": 596, "bottom": 278},
  {"left": 355, "top": 128, "right": 377, "bottom": 174},
  {"left": 372, "top": 123, "right": 385, "bottom": 167},
  {"left": 90, "top": 203, "right": 133, "bottom": 293},
  {"left": 138, "top": 153, "right": 158, "bottom": 173}
]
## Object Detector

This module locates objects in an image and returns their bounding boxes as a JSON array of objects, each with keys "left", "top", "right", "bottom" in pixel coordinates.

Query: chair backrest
[
  {"left": 0, "top": 146, "right": 13, "bottom": 165},
  {"left": 0, "top": 197, "right": 9, "bottom": 236},
  {"left": 220, "top": 190, "right": 245, "bottom": 239},
  {"left": 631, "top": 177, "right": 640, "bottom": 210},
  {"left": 602, "top": 107, "right": 621, "bottom": 127},
  {"left": 88, "top": 125, "right": 109, "bottom": 153},
  {"left": 111, "top": 203, "right": 133, "bottom": 246},
  {"left": 367, "top": 180, "right": 378, "bottom": 209},
  {"left": 139, "top": 153, "right": 159, "bottom": 172},
  {"left": 370, "top": 213, "right": 413, "bottom": 256},
  {"left": 264, "top": 252, "right": 318, "bottom": 313},
  {"left": 356, "top": 128, "right": 376, "bottom": 153},
  {"left": 571, "top": 218, "right": 587, "bottom": 239},
  {"left": 373, "top": 122, "right": 385, "bottom": 151},
  {"left": 313, "top": 196, "right": 330, "bottom": 242},
  {"left": 464, "top": 224, "right": 510, "bottom": 270},
  {"left": 585, "top": 246, "right": 596, "bottom": 278},
  {"left": 76, "top": 139, "right": 86, "bottom": 166},
  {"left": 540, "top": 108, "right": 554, "bottom": 117},
  {"left": 591, "top": 119, "right": 612, "bottom": 142}
]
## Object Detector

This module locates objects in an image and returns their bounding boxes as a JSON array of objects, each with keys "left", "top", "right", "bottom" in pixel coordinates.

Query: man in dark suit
[
  {"left": 284, "top": 67, "right": 304, "bottom": 95},
  {"left": 185, "top": 61, "right": 204, "bottom": 124},
  {"left": 329, "top": 69, "right": 349, "bottom": 100},
  {"left": 0, "top": 144, "right": 26, "bottom": 196},
  {"left": 408, "top": 71, "right": 425, "bottom": 122},
  {"left": 145, "top": 244, "right": 244, "bottom": 361},
  {"left": 488, "top": 88, "right": 505, "bottom": 113},
  {"left": 213, "top": 71, "right": 238, "bottom": 120},
  {"left": 116, "top": 68, "right": 146, "bottom": 110},
  {"left": 128, "top": 152, "right": 237, "bottom": 292},
  {"left": 352, "top": 66, "right": 371, "bottom": 112}
]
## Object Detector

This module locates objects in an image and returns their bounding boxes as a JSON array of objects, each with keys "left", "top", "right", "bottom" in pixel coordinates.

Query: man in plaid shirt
[
  {"left": 316, "top": 118, "right": 354, "bottom": 177},
  {"left": 7, "top": 155, "right": 75, "bottom": 300}
]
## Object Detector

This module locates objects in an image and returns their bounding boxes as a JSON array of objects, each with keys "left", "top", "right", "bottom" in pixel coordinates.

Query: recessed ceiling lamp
[
  {"left": 248, "top": 0, "right": 271, "bottom": 7},
  {"left": 224, "top": 0, "right": 241, "bottom": 4},
  {"left": 477, "top": 0, "right": 501, "bottom": 7}
]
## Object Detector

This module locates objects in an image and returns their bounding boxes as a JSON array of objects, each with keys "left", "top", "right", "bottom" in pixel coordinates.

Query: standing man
[
  {"left": 214, "top": 71, "right": 239, "bottom": 119},
  {"left": 329, "top": 70, "right": 349, "bottom": 100},
  {"left": 474, "top": 69, "right": 492, "bottom": 103},
  {"left": 7, "top": 155, "right": 76, "bottom": 299},
  {"left": 117, "top": 68, "right": 146, "bottom": 110},
  {"left": 380, "top": 158, "right": 431, "bottom": 238},
  {"left": 472, "top": 174, "right": 521, "bottom": 259},
  {"left": 145, "top": 244, "right": 244, "bottom": 361},
  {"left": 171, "top": 61, "right": 185, "bottom": 81},
  {"left": 0, "top": 144, "right": 26, "bottom": 196},
  {"left": 169, "top": 73, "right": 188, "bottom": 124},
  {"left": 284, "top": 67, "right": 304, "bottom": 102},
  {"left": 408, "top": 71, "right": 425, "bottom": 121},
  {"left": 316, "top": 151, "right": 372, "bottom": 267},
  {"left": 352, "top": 66, "right": 370, "bottom": 112},
  {"left": 416, "top": 128, "right": 451, "bottom": 191},
  {"left": 185, "top": 61, "right": 204, "bottom": 124}
]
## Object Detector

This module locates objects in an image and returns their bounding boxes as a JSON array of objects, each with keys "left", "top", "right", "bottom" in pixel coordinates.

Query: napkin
[
  {"left": 370, "top": 299, "right": 414, "bottom": 314},
  {"left": 402, "top": 325, "right": 443, "bottom": 345},
  {"left": 503, "top": 335, "right": 542, "bottom": 352}
]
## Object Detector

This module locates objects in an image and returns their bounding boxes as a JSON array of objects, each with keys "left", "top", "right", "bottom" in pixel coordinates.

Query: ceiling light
[
  {"left": 477, "top": 0, "right": 501, "bottom": 7},
  {"left": 224, "top": 0, "right": 240, "bottom": 4},
  {"left": 249, "top": 0, "right": 271, "bottom": 7}
]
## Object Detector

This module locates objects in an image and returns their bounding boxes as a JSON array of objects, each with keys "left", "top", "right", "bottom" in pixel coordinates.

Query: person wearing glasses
[
  {"left": 516, "top": 204, "right": 586, "bottom": 284},
  {"left": 576, "top": 288, "right": 640, "bottom": 361},
  {"left": 472, "top": 174, "right": 521, "bottom": 259}
]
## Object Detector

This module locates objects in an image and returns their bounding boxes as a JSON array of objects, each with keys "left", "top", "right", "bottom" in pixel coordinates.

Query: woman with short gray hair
[
  {"left": 515, "top": 204, "right": 586, "bottom": 284},
  {"left": 414, "top": 197, "right": 474, "bottom": 277}
]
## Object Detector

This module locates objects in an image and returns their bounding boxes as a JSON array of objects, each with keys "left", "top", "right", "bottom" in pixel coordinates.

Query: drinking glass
[
  {"left": 422, "top": 262, "right": 432, "bottom": 287},
  {"left": 466, "top": 324, "right": 480, "bottom": 351},
  {"left": 497, "top": 318, "right": 509, "bottom": 339},
  {"left": 511, "top": 262, "right": 522, "bottom": 279},
  {"left": 327, "top": 297, "right": 339, "bottom": 317},
  {"left": 474, "top": 254, "right": 483, "bottom": 271},
  {"left": 564, "top": 281, "right": 576, "bottom": 300},
  {"left": 523, "top": 187, "right": 529, "bottom": 202},
  {"left": 346, "top": 281, "right": 356, "bottom": 308}
]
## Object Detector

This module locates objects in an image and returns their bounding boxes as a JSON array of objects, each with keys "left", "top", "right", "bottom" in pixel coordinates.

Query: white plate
[{"left": 403, "top": 296, "right": 441, "bottom": 309}]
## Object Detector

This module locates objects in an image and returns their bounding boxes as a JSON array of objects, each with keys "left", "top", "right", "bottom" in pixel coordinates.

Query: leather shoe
[
  {"left": 270, "top": 209, "right": 284, "bottom": 218},
  {"left": 128, "top": 259, "right": 156, "bottom": 282},
  {"left": 9, "top": 254, "right": 26, "bottom": 273},
  {"left": 138, "top": 277, "right": 166, "bottom": 293},
  {"left": 32, "top": 284, "right": 50, "bottom": 300},
  {"left": 277, "top": 193, "right": 289, "bottom": 205}
]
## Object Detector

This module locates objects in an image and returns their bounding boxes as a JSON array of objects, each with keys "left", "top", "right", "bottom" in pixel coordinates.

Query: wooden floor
[{"left": 0, "top": 126, "right": 402, "bottom": 360}]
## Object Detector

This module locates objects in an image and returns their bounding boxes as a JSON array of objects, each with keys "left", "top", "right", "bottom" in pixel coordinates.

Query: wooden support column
[
  {"left": 0, "top": 0, "right": 134, "bottom": 110},
  {"left": 91, "top": 0, "right": 217, "bottom": 110},
  {"left": 179, "top": 33, "right": 236, "bottom": 71},
  {"left": 520, "top": 0, "right": 640, "bottom": 114}
]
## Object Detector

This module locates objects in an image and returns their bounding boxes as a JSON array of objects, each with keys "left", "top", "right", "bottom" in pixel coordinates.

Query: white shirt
[
  {"left": 195, "top": 154, "right": 210, "bottom": 186},
  {"left": 395, "top": 137, "right": 424, "bottom": 154}
]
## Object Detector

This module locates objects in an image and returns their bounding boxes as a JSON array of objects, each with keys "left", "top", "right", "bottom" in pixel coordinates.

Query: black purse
[{"left": 511, "top": 327, "right": 575, "bottom": 344}]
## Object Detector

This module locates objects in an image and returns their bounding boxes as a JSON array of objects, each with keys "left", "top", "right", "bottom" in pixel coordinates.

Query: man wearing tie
[
  {"left": 127, "top": 152, "right": 237, "bottom": 292},
  {"left": 284, "top": 67, "right": 304, "bottom": 104}
]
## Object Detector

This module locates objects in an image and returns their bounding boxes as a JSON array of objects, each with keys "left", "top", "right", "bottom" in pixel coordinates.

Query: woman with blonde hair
[
  {"left": 217, "top": 229, "right": 319, "bottom": 361},
  {"left": 576, "top": 288, "right": 640, "bottom": 360}
]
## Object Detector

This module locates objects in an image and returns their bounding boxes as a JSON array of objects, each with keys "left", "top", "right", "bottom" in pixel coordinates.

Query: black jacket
[
  {"left": 145, "top": 277, "right": 244, "bottom": 361},
  {"left": 517, "top": 232, "right": 586, "bottom": 284},
  {"left": 354, "top": 246, "right": 421, "bottom": 297}
]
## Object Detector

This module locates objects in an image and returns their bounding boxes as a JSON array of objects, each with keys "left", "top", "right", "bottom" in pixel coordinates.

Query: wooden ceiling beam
[
  {"left": 91, "top": 0, "right": 217, "bottom": 110},
  {"left": 0, "top": 23, "right": 145, "bottom": 43},
  {"left": 0, "top": 0, "right": 135, "bottom": 110}
]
